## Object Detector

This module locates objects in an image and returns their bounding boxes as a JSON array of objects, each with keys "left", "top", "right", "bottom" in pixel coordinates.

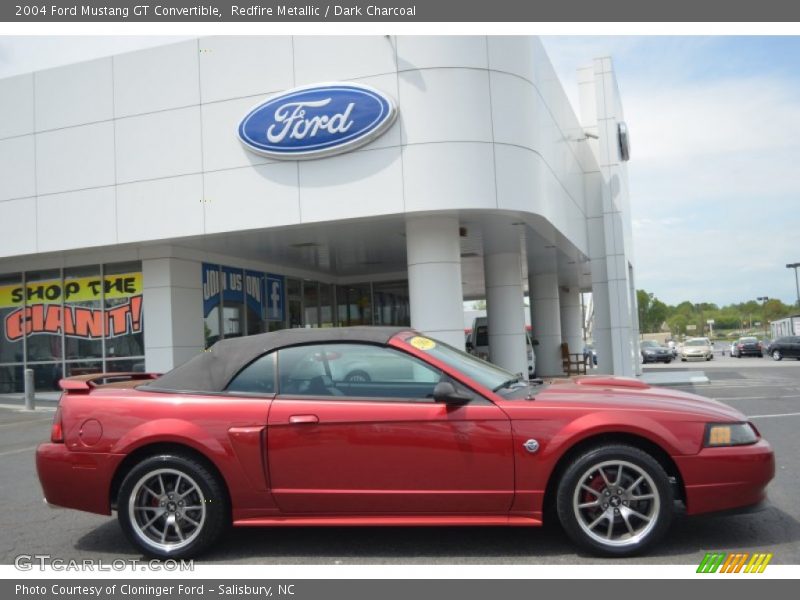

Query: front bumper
[
  {"left": 682, "top": 353, "right": 709, "bottom": 361},
  {"left": 675, "top": 439, "right": 775, "bottom": 516},
  {"left": 36, "top": 443, "right": 125, "bottom": 516}
]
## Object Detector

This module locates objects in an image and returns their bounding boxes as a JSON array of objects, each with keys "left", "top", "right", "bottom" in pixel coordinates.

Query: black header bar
[{"left": 3, "top": 0, "right": 800, "bottom": 22}]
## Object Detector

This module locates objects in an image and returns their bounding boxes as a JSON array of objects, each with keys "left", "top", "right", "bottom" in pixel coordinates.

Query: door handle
[{"left": 289, "top": 414, "right": 319, "bottom": 424}]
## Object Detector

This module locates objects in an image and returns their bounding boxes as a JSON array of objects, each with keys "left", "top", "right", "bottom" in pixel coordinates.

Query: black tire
[
  {"left": 555, "top": 444, "right": 673, "bottom": 557},
  {"left": 344, "top": 369, "right": 371, "bottom": 383},
  {"left": 117, "top": 453, "right": 229, "bottom": 559},
  {"left": 772, "top": 350, "right": 782, "bottom": 361}
]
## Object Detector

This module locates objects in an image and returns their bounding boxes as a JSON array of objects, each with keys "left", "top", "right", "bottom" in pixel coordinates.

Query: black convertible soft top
[{"left": 140, "top": 326, "right": 409, "bottom": 393}]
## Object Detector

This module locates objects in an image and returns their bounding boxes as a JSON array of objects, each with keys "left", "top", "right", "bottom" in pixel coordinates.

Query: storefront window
[
  {"left": 63, "top": 265, "right": 103, "bottom": 360},
  {"left": 245, "top": 270, "right": 265, "bottom": 336},
  {"left": 336, "top": 284, "right": 372, "bottom": 326},
  {"left": 221, "top": 266, "right": 244, "bottom": 339},
  {"left": 303, "top": 281, "right": 319, "bottom": 327},
  {"left": 203, "top": 263, "right": 221, "bottom": 347},
  {"left": 0, "top": 272, "right": 24, "bottom": 368},
  {"left": 103, "top": 262, "right": 145, "bottom": 359},
  {"left": 373, "top": 280, "right": 410, "bottom": 326},
  {"left": 0, "top": 262, "right": 144, "bottom": 391},
  {"left": 24, "top": 269, "right": 63, "bottom": 363},
  {"left": 287, "top": 278, "right": 302, "bottom": 328},
  {"left": 319, "top": 283, "right": 335, "bottom": 328}
]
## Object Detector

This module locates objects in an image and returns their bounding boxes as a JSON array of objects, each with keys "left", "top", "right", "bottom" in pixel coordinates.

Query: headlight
[{"left": 704, "top": 422, "right": 759, "bottom": 447}]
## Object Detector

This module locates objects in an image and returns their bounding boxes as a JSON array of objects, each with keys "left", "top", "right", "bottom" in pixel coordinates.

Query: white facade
[{"left": 0, "top": 36, "right": 640, "bottom": 383}]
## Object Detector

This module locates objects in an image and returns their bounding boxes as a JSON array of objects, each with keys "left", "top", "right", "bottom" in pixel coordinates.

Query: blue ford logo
[{"left": 237, "top": 82, "right": 397, "bottom": 160}]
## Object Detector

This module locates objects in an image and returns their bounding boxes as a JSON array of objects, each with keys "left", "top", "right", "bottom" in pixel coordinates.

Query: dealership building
[{"left": 0, "top": 36, "right": 640, "bottom": 391}]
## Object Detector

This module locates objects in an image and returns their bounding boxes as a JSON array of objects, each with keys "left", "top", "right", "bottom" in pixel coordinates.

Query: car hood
[{"left": 534, "top": 376, "right": 744, "bottom": 421}]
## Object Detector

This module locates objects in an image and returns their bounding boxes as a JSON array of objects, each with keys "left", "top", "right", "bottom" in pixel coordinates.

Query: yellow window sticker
[{"left": 409, "top": 336, "right": 436, "bottom": 350}]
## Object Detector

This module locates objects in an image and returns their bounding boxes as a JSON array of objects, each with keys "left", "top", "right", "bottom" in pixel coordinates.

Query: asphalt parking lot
[{"left": 1, "top": 356, "right": 798, "bottom": 566}]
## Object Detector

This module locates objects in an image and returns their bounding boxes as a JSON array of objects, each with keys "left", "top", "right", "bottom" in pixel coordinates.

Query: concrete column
[
  {"left": 143, "top": 257, "right": 205, "bottom": 373},
  {"left": 484, "top": 251, "right": 527, "bottom": 378},
  {"left": 559, "top": 286, "right": 584, "bottom": 357},
  {"left": 529, "top": 272, "right": 563, "bottom": 376},
  {"left": 406, "top": 215, "right": 465, "bottom": 349}
]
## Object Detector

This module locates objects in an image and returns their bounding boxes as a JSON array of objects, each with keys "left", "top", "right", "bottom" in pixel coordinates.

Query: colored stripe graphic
[
  {"left": 697, "top": 552, "right": 772, "bottom": 573},
  {"left": 697, "top": 552, "right": 726, "bottom": 573}
]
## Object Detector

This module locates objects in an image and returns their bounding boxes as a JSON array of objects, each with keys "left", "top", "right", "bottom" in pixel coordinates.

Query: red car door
[{"left": 266, "top": 343, "right": 514, "bottom": 514}]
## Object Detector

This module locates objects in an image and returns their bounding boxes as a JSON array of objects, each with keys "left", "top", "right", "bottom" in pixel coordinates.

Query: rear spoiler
[{"left": 58, "top": 372, "right": 162, "bottom": 393}]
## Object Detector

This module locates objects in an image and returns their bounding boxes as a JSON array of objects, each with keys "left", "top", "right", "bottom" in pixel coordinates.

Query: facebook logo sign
[{"left": 265, "top": 275, "right": 285, "bottom": 322}]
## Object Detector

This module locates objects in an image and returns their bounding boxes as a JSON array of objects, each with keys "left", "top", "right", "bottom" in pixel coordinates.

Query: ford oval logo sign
[{"left": 237, "top": 82, "right": 397, "bottom": 160}]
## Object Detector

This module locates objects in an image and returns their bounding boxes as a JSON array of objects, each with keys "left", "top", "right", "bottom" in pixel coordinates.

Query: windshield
[
  {"left": 740, "top": 337, "right": 757, "bottom": 343},
  {"left": 400, "top": 333, "right": 520, "bottom": 392},
  {"left": 640, "top": 340, "right": 658, "bottom": 348},
  {"left": 685, "top": 339, "right": 708, "bottom": 346}
]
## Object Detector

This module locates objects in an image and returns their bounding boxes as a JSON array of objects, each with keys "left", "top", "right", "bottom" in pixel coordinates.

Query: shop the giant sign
[
  {"left": 0, "top": 273, "right": 143, "bottom": 342},
  {"left": 238, "top": 82, "right": 397, "bottom": 159}
]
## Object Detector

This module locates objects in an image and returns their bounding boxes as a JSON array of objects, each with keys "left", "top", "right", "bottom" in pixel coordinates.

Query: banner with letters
[
  {"left": 0, "top": 272, "right": 143, "bottom": 342},
  {"left": 203, "top": 263, "right": 285, "bottom": 323}
]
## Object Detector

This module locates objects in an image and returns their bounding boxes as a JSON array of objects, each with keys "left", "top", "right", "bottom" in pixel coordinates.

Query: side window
[
  {"left": 277, "top": 343, "right": 448, "bottom": 401},
  {"left": 226, "top": 353, "right": 276, "bottom": 395}
]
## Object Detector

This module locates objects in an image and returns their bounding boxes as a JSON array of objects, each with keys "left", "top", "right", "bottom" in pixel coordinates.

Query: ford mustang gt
[{"left": 36, "top": 327, "right": 774, "bottom": 558}]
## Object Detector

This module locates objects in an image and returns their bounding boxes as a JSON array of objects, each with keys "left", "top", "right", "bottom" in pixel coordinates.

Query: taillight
[
  {"left": 50, "top": 407, "right": 64, "bottom": 443},
  {"left": 738, "top": 344, "right": 744, "bottom": 349}
]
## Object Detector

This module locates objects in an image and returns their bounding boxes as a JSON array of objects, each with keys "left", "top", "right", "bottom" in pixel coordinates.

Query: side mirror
[{"left": 433, "top": 381, "right": 472, "bottom": 405}]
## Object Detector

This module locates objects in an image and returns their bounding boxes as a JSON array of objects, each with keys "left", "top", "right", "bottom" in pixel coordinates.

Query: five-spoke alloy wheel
[
  {"left": 118, "top": 454, "right": 228, "bottom": 558},
  {"left": 556, "top": 445, "right": 673, "bottom": 556}
]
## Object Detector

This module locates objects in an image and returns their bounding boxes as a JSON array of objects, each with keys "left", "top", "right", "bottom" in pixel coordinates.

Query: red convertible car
[{"left": 36, "top": 327, "right": 774, "bottom": 558}]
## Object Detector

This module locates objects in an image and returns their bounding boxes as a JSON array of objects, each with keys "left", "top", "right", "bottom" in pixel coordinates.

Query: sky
[
  {"left": 541, "top": 36, "right": 800, "bottom": 308},
  {"left": 0, "top": 35, "right": 798, "bottom": 307}
]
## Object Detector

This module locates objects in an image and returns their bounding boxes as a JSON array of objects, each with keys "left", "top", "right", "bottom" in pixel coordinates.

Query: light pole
[
  {"left": 787, "top": 263, "right": 800, "bottom": 309},
  {"left": 757, "top": 296, "right": 769, "bottom": 337}
]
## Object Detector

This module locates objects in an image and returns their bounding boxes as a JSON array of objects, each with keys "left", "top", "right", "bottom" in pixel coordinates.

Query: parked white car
[
  {"left": 681, "top": 338, "right": 713, "bottom": 361},
  {"left": 467, "top": 317, "right": 536, "bottom": 378}
]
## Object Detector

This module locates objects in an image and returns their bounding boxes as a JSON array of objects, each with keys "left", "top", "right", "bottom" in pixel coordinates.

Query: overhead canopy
[{"left": 139, "top": 326, "right": 409, "bottom": 393}]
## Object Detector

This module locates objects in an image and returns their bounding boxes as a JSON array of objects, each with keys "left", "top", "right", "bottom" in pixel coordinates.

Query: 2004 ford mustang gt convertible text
[{"left": 36, "top": 327, "right": 775, "bottom": 558}]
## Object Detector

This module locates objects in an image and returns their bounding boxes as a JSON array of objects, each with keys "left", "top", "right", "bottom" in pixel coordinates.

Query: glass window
[
  {"left": 336, "top": 284, "right": 372, "bottom": 326},
  {"left": 0, "top": 364, "right": 23, "bottom": 394},
  {"left": 400, "top": 334, "right": 519, "bottom": 393},
  {"left": 203, "top": 263, "right": 221, "bottom": 347},
  {"left": 105, "top": 358, "right": 146, "bottom": 373},
  {"left": 221, "top": 266, "right": 244, "bottom": 339},
  {"left": 63, "top": 265, "right": 103, "bottom": 360},
  {"left": 278, "top": 343, "right": 445, "bottom": 401},
  {"left": 303, "top": 281, "right": 319, "bottom": 327},
  {"left": 372, "top": 280, "right": 410, "bottom": 326},
  {"left": 104, "top": 262, "right": 144, "bottom": 359},
  {"left": 24, "top": 269, "right": 63, "bottom": 363},
  {"left": 226, "top": 353, "right": 276, "bottom": 395},
  {"left": 245, "top": 270, "right": 265, "bottom": 336},
  {"left": 286, "top": 278, "right": 302, "bottom": 328},
  {"left": 0, "top": 272, "right": 25, "bottom": 365},
  {"left": 319, "top": 283, "right": 334, "bottom": 328}
]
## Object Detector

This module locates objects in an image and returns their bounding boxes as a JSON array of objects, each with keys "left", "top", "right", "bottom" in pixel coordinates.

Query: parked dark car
[
  {"left": 640, "top": 340, "right": 673, "bottom": 363},
  {"left": 766, "top": 336, "right": 800, "bottom": 361},
  {"left": 734, "top": 336, "right": 763, "bottom": 358}
]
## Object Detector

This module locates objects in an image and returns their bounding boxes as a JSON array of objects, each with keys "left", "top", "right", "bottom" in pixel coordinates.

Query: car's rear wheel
[
  {"left": 772, "top": 350, "right": 783, "bottom": 361},
  {"left": 118, "top": 454, "right": 228, "bottom": 558},
  {"left": 344, "top": 369, "right": 371, "bottom": 383},
  {"left": 556, "top": 445, "right": 673, "bottom": 557}
]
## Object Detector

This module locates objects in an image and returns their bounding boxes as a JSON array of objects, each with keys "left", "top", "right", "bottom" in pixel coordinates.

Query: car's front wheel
[
  {"left": 118, "top": 453, "right": 229, "bottom": 558},
  {"left": 556, "top": 444, "right": 673, "bottom": 557},
  {"left": 772, "top": 350, "right": 783, "bottom": 361}
]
